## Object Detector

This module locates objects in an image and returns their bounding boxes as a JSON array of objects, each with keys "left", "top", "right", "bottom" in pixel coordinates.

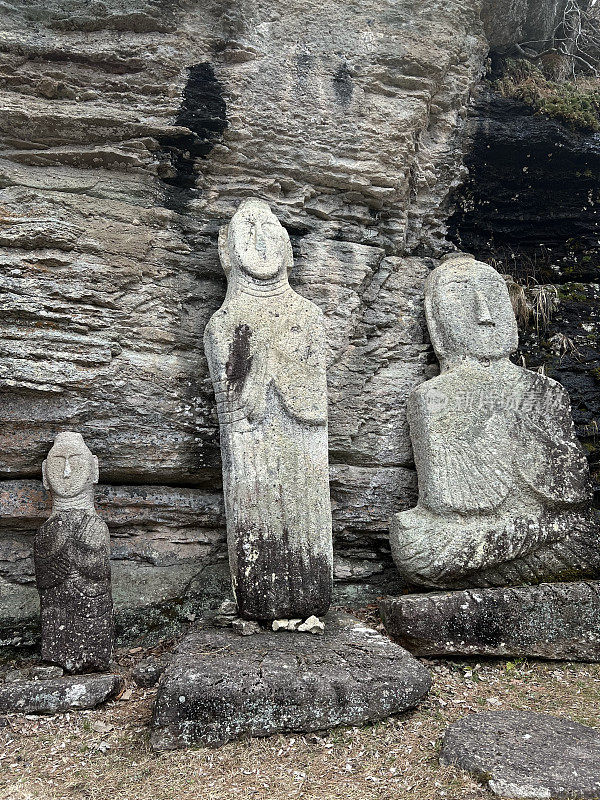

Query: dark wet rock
[
  {"left": 0, "top": 673, "right": 124, "bottom": 715},
  {"left": 150, "top": 612, "right": 431, "bottom": 750},
  {"left": 132, "top": 655, "right": 172, "bottom": 688},
  {"left": 449, "top": 89, "right": 600, "bottom": 285},
  {"left": 441, "top": 710, "right": 600, "bottom": 799},
  {"left": 380, "top": 581, "right": 600, "bottom": 660}
]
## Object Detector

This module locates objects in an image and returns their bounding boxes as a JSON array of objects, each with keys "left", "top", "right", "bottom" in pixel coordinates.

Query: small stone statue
[
  {"left": 204, "top": 198, "right": 333, "bottom": 620},
  {"left": 390, "top": 252, "right": 599, "bottom": 589},
  {"left": 35, "top": 432, "right": 113, "bottom": 672}
]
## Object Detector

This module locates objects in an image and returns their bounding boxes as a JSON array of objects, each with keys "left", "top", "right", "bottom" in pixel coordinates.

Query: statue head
[
  {"left": 218, "top": 198, "right": 293, "bottom": 281},
  {"left": 425, "top": 253, "right": 518, "bottom": 371},
  {"left": 42, "top": 432, "right": 99, "bottom": 500}
]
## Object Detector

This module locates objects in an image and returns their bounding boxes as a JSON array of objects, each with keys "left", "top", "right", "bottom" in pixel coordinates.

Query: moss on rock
[{"left": 495, "top": 59, "right": 600, "bottom": 132}]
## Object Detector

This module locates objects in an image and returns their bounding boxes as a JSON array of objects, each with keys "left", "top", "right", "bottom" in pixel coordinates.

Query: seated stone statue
[
  {"left": 35, "top": 432, "right": 113, "bottom": 672},
  {"left": 390, "top": 252, "right": 600, "bottom": 589}
]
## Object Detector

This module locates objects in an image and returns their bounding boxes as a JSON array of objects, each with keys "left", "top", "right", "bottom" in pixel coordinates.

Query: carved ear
[
  {"left": 42, "top": 459, "right": 49, "bottom": 491},
  {"left": 424, "top": 295, "right": 443, "bottom": 360},
  {"left": 218, "top": 224, "right": 232, "bottom": 276},
  {"left": 283, "top": 231, "right": 294, "bottom": 274},
  {"left": 91, "top": 455, "right": 99, "bottom": 485}
]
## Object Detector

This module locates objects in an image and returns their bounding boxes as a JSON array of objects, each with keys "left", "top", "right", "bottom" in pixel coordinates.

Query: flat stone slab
[
  {"left": 0, "top": 673, "right": 124, "bottom": 715},
  {"left": 441, "top": 710, "right": 600, "bottom": 799},
  {"left": 150, "top": 611, "right": 431, "bottom": 750},
  {"left": 380, "top": 581, "right": 600, "bottom": 660}
]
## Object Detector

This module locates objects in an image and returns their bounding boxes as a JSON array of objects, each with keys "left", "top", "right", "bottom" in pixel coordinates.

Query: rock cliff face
[{"left": 0, "top": 0, "right": 575, "bottom": 643}]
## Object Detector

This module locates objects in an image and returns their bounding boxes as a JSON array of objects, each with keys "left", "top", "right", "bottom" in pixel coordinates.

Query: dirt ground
[{"left": 1, "top": 611, "right": 599, "bottom": 800}]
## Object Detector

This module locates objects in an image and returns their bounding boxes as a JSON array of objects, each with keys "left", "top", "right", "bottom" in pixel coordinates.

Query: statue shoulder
[
  {"left": 290, "top": 290, "right": 325, "bottom": 324},
  {"left": 73, "top": 513, "right": 110, "bottom": 551},
  {"left": 407, "top": 374, "right": 449, "bottom": 417}
]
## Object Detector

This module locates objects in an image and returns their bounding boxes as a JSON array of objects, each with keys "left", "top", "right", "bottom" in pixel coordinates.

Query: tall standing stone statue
[
  {"left": 35, "top": 432, "right": 113, "bottom": 672},
  {"left": 204, "top": 198, "right": 333, "bottom": 621},
  {"left": 390, "top": 252, "right": 599, "bottom": 589}
]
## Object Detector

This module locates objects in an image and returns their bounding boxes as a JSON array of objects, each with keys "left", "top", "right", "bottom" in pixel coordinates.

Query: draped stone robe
[
  {"left": 35, "top": 509, "right": 113, "bottom": 672},
  {"left": 204, "top": 278, "right": 333, "bottom": 621},
  {"left": 391, "top": 361, "right": 600, "bottom": 588}
]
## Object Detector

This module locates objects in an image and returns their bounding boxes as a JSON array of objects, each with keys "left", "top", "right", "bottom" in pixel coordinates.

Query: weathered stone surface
[
  {"left": 35, "top": 433, "right": 113, "bottom": 672},
  {"left": 30, "top": 665, "right": 63, "bottom": 680},
  {"left": 150, "top": 612, "right": 431, "bottom": 750},
  {"left": 204, "top": 199, "right": 333, "bottom": 621},
  {"left": 380, "top": 580, "right": 600, "bottom": 660},
  {"left": 0, "top": 468, "right": 412, "bottom": 645},
  {"left": 0, "top": 673, "right": 124, "bottom": 715},
  {"left": 231, "top": 618, "right": 262, "bottom": 636},
  {"left": 481, "top": 0, "right": 571, "bottom": 50},
  {"left": 441, "top": 710, "right": 600, "bottom": 799},
  {"left": 0, "top": 1, "right": 566, "bottom": 632},
  {"left": 390, "top": 253, "right": 599, "bottom": 589}
]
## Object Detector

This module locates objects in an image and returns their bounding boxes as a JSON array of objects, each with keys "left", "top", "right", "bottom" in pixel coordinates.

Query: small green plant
[{"left": 495, "top": 59, "right": 600, "bottom": 132}]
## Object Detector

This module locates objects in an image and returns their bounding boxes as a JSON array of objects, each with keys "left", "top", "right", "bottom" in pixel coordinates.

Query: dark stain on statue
[
  {"left": 234, "top": 523, "right": 332, "bottom": 621},
  {"left": 333, "top": 63, "right": 353, "bottom": 106},
  {"left": 226, "top": 324, "right": 252, "bottom": 393},
  {"left": 157, "top": 62, "right": 228, "bottom": 212}
]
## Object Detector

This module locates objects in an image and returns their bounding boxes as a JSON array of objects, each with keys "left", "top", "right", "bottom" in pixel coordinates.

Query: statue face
[
  {"left": 427, "top": 257, "right": 518, "bottom": 365},
  {"left": 42, "top": 433, "right": 98, "bottom": 498},
  {"left": 228, "top": 200, "right": 289, "bottom": 280}
]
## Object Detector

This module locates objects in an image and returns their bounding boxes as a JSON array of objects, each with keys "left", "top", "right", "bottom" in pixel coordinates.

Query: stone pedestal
[
  {"left": 150, "top": 612, "right": 431, "bottom": 751},
  {"left": 380, "top": 580, "right": 600, "bottom": 660}
]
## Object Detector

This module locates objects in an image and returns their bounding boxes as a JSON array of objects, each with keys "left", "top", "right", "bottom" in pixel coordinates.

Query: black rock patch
[
  {"left": 333, "top": 63, "right": 353, "bottom": 105},
  {"left": 158, "top": 61, "right": 228, "bottom": 212}
]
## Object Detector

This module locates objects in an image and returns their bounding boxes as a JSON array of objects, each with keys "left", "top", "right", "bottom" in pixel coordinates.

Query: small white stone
[
  {"left": 298, "top": 615, "right": 325, "bottom": 634},
  {"left": 272, "top": 619, "right": 289, "bottom": 631}
]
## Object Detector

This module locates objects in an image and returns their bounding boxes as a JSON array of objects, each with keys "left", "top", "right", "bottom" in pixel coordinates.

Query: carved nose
[
  {"left": 63, "top": 458, "right": 71, "bottom": 478},
  {"left": 252, "top": 221, "right": 267, "bottom": 257},
  {"left": 475, "top": 291, "right": 495, "bottom": 326}
]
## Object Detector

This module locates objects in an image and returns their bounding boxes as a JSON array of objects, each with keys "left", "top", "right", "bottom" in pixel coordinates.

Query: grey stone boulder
[
  {"left": 0, "top": 673, "right": 124, "bottom": 715},
  {"left": 132, "top": 655, "right": 172, "bottom": 688},
  {"left": 441, "top": 710, "right": 600, "bottom": 799},
  {"left": 150, "top": 612, "right": 431, "bottom": 750},
  {"left": 379, "top": 581, "right": 600, "bottom": 660}
]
